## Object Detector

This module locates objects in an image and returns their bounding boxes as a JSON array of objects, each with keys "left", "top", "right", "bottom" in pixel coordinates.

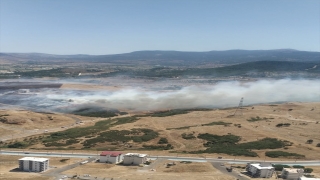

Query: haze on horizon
[{"left": 0, "top": 0, "right": 319, "bottom": 55}]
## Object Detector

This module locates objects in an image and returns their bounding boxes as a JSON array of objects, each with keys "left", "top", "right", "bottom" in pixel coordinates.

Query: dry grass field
[
  {"left": 0, "top": 155, "right": 86, "bottom": 180},
  {"left": 0, "top": 110, "right": 96, "bottom": 141},
  {"left": 110, "top": 102, "right": 320, "bottom": 159},
  {"left": 1, "top": 102, "right": 319, "bottom": 161},
  {"left": 64, "top": 160, "right": 234, "bottom": 180},
  {"left": 0, "top": 155, "right": 49, "bottom": 180}
]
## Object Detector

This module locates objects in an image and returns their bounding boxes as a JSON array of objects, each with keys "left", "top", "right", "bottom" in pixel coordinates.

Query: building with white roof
[
  {"left": 19, "top": 157, "right": 49, "bottom": 172},
  {"left": 123, "top": 153, "right": 148, "bottom": 165},
  {"left": 281, "top": 168, "right": 304, "bottom": 180},
  {"left": 246, "top": 163, "right": 275, "bottom": 178}
]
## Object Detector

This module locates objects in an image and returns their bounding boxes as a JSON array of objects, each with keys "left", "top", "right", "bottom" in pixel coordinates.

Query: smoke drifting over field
[{"left": 0, "top": 79, "right": 319, "bottom": 112}]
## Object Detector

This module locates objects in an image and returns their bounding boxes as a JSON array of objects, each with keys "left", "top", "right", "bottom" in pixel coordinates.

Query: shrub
[
  {"left": 73, "top": 108, "right": 120, "bottom": 118},
  {"left": 201, "top": 121, "right": 232, "bottom": 126},
  {"left": 306, "top": 139, "right": 313, "bottom": 144},
  {"left": 265, "top": 151, "right": 305, "bottom": 158},
  {"left": 292, "top": 165, "right": 305, "bottom": 169},
  {"left": 8, "top": 142, "right": 28, "bottom": 148},
  {"left": 304, "top": 168, "right": 313, "bottom": 173},
  {"left": 158, "top": 138, "right": 168, "bottom": 144},
  {"left": 276, "top": 123, "right": 291, "bottom": 127},
  {"left": 60, "top": 159, "right": 69, "bottom": 162},
  {"left": 197, "top": 133, "right": 241, "bottom": 145},
  {"left": 272, "top": 164, "right": 291, "bottom": 171},
  {"left": 142, "top": 144, "right": 173, "bottom": 150},
  {"left": 182, "top": 133, "right": 196, "bottom": 139},
  {"left": 238, "top": 138, "right": 289, "bottom": 150},
  {"left": 150, "top": 109, "right": 190, "bottom": 117}
]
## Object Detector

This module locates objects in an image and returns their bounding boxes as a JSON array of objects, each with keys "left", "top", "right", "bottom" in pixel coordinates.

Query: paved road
[
  {"left": 211, "top": 162, "right": 249, "bottom": 180},
  {"left": 43, "top": 157, "right": 96, "bottom": 180},
  {"left": 1, "top": 150, "right": 320, "bottom": 166}
]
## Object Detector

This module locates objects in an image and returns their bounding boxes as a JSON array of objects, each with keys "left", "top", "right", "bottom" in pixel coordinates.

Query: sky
[{"left": 0, "top": 0, "right": 319, "bottom": 55}]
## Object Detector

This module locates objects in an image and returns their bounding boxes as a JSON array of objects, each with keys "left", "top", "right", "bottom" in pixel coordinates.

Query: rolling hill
[{"left": 1, "top": 49, "right": 320, "bottom": 66}]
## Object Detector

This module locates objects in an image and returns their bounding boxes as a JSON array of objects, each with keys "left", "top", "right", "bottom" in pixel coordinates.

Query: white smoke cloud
[{"left": 42, "top": 79, "right": 320, "bottom": 112}]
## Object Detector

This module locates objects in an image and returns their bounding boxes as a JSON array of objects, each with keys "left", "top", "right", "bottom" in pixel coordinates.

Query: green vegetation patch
[
  {"left": 247, "top": 116, "right": 274, "bottom": 122},
  {"left": 7, "top": 142, "right": 29, "bottom": 148},
  {"left": 272, "top": 164, "right": 291, "bottom": 171},
  {"left": 158, "top": 137, "right": 169, "bottom": 144},
  {"left": 167, "top": 121, "right": 231, "bottom": 130},
  {"left": 276, "top": 123, "right": 291, "bottom": 127},
  {"left": 136, "top": 108, "right": 212, "bottom": 118},
  {"left": 3, "top": 116, "right": 140, "bottom": 149},
  {"left": 167, "top": 126, "right": 194, "bottom": 130},
  {"left": 198, "top": 133, "right": 241, "bottom": 145},
  {"left": 237, "top": 138, "right": 292, "bottom": 150},
  {"left": 201, "top": 121, "right": 232, "bottom": 126},
  {"left": 82, "top": 128, "right": 159, "bottom": 147},
  {"left": 265, "top": 151, "right": 305, "bottom": 158},
  {"left": 142, "top": 144, "right": 173, "bottom": 150},
  {"left": 150, "top": 109, "right": 190, "bottom": 117},
  {"left": 73, "top": 108, "right": 127, "bottom": 118},
  {"left": 190, "top": 133, "right": 292, "bottom": 157}
]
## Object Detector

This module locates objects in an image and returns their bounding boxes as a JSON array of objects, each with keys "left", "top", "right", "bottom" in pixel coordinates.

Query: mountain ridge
[{"left": 1, "top": 49, "right": 319, "bottom": 65}]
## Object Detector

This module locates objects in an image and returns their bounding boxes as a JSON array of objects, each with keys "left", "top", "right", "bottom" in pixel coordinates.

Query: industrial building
[
  {"left": 281, "top": 168, "right": 304, "bottom": 180},
  {"left": 19, "top": 157, "right": 49, "bottom": 172},
  {"left": 123, "top": 153, "right": 148, "bottom": 165},
  {"left": 246, "top": 163, "right": 275, "bottom": 178},
  {"left": 99, "top": 151, "right": 124, "bottom": 164}
]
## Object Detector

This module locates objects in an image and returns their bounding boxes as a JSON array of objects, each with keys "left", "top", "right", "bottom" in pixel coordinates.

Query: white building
[
  {"left": 123, "top": 153, "right": 148, "bottom": 165},
  {"left": 99, "top": 151, "right": 123, "bottom": 164},
  {"left": 246, "top": 163, "right": 275, "bottom": 178},
  {"left": 281, "top": 168, "right": 304, "bottom": 180},
  {"left": 19, "top": 157, "right": 49, "bottom": 172},
  {"left": 299, "top": 178, "right": 320, "bottom": 180}
]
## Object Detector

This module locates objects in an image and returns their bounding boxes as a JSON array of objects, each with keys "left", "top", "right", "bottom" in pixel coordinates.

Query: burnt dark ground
[{"left": 0, "top": 82, "right": 62, "bottom": 90}]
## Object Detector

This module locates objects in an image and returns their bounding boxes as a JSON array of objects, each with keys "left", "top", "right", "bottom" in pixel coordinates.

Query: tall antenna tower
[{"left": 233, "top": 97, "right": 244, "bottom": 116}]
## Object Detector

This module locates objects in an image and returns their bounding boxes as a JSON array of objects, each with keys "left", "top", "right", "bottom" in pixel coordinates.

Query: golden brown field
[
  {"left": 109, "top": 102, "right": 320, "bottom": 160},
  {"left": 63, "top": 160, "right": 234, "bottom": 180},
  {"left": 1, "top": 102, "right": 320, "bottom": 160}
]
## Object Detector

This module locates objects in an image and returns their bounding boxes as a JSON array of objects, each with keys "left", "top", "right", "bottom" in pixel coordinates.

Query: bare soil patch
[
  {"left": 64, "top": 160, "right": 233, "bottom": 180},
  {"left": 60, "top": 83, "right": 125, "bottom": 91}
]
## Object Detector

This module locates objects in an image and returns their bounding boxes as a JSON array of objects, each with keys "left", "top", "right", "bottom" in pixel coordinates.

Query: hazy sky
[{"left": 0, "top": 0, "right": 319, "bottom": 54}]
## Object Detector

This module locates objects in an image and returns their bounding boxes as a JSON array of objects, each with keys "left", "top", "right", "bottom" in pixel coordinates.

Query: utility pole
[{"left": 233, "top": 97, "right": 244, "bottom": 116}]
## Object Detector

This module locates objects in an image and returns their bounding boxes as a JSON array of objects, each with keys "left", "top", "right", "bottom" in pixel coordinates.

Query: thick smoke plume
[
  {"left": 51, "top": 79, "right": 320, "bottom": 112},
  {"left": 0, "top": 79, "right": 319, "bottom": 112}
]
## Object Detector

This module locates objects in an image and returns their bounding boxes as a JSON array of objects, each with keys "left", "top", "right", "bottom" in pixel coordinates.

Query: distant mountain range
[
  {"left": 1, "top": 49, "right": 319, "bottom": 65},
  {"left": 101, "top": 61, "right": 320, "bottom": 78}
]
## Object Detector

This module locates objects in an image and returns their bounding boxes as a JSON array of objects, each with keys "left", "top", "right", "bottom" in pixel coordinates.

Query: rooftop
[
  {"left": 124, "top": 153, "right": 147, "bottom": 157},
  {"left": 19, "top": 157, "right": 48, "bottom": 162},
  {"left": 283, "top": 168, "right": 304, "bottom": 173},
  {"left": 250, "top": 163, "right": 274, "bottom": 170},
  {"left": 100, "top": 151, "right": 122, "bottom": 157}
]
